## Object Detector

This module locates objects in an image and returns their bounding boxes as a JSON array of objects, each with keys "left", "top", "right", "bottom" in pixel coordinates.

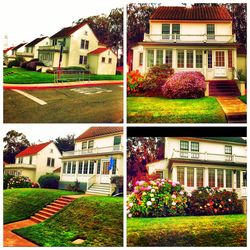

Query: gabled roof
[
  {"left": 25, "top": 36, "right": 47, "bottom": 47},
  {"left": 13, "top": 43, "right": 26, "bottom": 50},
  {"left": 3, "top": 46, "right": 14, "bottom": 53},
  {"left": 150, "top": 6, "right": 232, "bottom": 21},
  {"left": 16, "top": 141, "right": 52, "bottom": 157},
  {"left": 76, "top": 127, "right": 123, "bottom": 141},
  {"left": 88, "top": 48, "right": 108, "bottom": 55},
  {"left": 50, "top": 22, "right": 87, "bottom": 39}
]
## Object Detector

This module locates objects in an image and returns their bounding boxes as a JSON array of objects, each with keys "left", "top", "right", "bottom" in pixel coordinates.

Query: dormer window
[{"left": 207, "top": 24, "right": 215, "bottom": 40}]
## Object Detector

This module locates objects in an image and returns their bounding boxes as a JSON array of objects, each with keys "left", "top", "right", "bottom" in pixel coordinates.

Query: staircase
[
  {"left": 86, "top": 183, "right": 112, "bottom": 196},
  {"left": 30, "top": 196, "right": 75, "bottom": 223},
  {"left": 209, "top": 80, "right": 240, "bottom": 96}
]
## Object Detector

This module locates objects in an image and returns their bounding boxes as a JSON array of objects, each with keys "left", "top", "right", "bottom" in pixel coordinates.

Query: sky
[{"left": 2, "top": 0, "right": 123, "bottom": 46}]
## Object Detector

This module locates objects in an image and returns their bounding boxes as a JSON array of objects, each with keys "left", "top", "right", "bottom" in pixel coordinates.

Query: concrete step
[
  {"left": 42, "top": 207, "right": 59, "bottom": 214},
  {"left": 30, "top": 216, "right": 44, "bottom": 223},
  {"left": 60, "top": 197, "right": 76, "bottom": 202},
  {"left": 53, "top": 200, "right": 71, "bottom": 206},
  {"left": 46, "top": 204, "right": 62, "bottom": 211},
  {"left": 86, "top": 190, "right": 111, "bottom": 196},
  {"left": 50, "top": 202, "right": 66, "bottom": 209}
]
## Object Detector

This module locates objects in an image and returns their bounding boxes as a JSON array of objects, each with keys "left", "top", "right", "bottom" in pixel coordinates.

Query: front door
[
  {"left": 100, "top": 160, "right": 110, "bottom": 184},
  {"left": 241, "top": 171, "right": 247, "bottom": 197},
  {"left": 214, "top": 51, "right": 226, "bottom": 77}
]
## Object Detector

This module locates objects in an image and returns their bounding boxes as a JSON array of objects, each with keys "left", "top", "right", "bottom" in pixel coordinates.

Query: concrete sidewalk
[{"left": 4, "top": 80, "right": 123, "bottom": 90}]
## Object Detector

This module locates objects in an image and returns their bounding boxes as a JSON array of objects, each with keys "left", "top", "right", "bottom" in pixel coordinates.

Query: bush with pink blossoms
[
  {"left": 8, "top": 176, "right": 32, "bottom": 188},
  {"left": 162, "top": 71, "right": 206, "bottom": 98},
  {"left": 127, "top": 179, "right": 189, "bottom": 217}
]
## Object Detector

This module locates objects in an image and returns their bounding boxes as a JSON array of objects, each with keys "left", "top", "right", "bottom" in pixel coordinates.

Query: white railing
[
  {"left": 171, "top": 150, "right": 246, "bottom": 164},
  {"left": 38, "top": 45, "right": 69, "bottom": 52},
  {"left": 4, "top": 163, "right": 36, "bottom": 169},
  {"left": 87, "top": 175, "right": 96, "bottom": 189},
  {"left": 62, "top": 145, "right": 123, "bottom": 157},
  {"left": 16, "top": 52, "right": 34, "bottom": 57},
  {"left": 144, "top": 33, "right": 236, "bottom": 43}
]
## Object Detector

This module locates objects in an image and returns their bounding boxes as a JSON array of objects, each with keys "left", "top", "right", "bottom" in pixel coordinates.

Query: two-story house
[
  {"left": 132, "top": 6, "right": 243, "bottom": 96},
  {"left": 60, "top": 127, "right": 123, "bottom": 195},
  {"left": 38, "top": 22, "right": 117, "bottom": 75},
  {"left": 4, "top": 141, "right": 62, "bottom": 182},
  {"left": 7, "top": 42, "right": 27, "bottom": 62},
  {"left": 147, "top": 137, "right": 247, "bottom": 198}
]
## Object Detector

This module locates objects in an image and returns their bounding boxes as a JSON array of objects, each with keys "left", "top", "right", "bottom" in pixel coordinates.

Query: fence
[{"left": 54, "top": 69, "right": 90, "bottom": 83}]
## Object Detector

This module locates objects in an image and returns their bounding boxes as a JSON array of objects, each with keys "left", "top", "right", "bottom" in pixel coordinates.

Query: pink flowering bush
[
  {"left": 162, "top": 71, "right": 206, "bottom": 98},
  {"left": 8, "top": 176, "right": 32, "bottom": 188},
  {"left": 127, "top": 179, "right": 189, "bottom": 217},
  {"left": 186, "top": 187, "right": 243, "bottom": 215}
]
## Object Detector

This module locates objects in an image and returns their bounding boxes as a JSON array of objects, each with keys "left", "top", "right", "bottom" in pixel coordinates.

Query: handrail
[{"left": 87, "top": 174, "right": 96, "bottom": 190}]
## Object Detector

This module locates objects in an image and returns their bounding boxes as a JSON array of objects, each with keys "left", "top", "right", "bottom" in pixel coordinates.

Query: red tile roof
[
  {"left": 76, "top": 127, "right": 123, "bottom": 141},
  {"left": 13, "top": 43, "right": 27, "bottom": 50},
  {"left": 25, "top": 36, "right": 47, "bottom": 47},
  {"left": 16, "top": 141, "right": 52, "bottom": 157},
  {"left": 88, "top": 48, "right": 108, "bottom": 55},
  {"left": 3, "top": 46, "right": 14, "bottom": 53},
  {"left": 150, "top": 6, "right": 232, "bottom": 21},
  {"left": 50, "top": 22, "right": 87, "bottom": 39}
]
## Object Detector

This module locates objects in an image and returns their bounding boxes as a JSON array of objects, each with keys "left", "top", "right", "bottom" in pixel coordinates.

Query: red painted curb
[{"left": 3, "top": 81, "right": 123, "bottom": 91}]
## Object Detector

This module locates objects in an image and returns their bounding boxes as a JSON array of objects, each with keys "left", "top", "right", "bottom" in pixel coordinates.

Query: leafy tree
[
  {"left": 54, "top": 134, "right": 75, "bottom": 153},
  {"left": 127, "top": 137, "right": 164, "bottom": 184},
  {"left": 3, "top": 130, "right": 30, "bottom": 163}
]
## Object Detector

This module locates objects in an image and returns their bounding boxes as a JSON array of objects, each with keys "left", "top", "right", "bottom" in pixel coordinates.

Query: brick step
[
  {"left": 33, "top": 213, "right": 50, "bottom": 221},
  {"left": 38, "top": 210, "right": 55, "bottom": 217},
  {"left": 42, "top": 207, "right": 59, "bottom": 214},
  {"left": 60, "top": 197, "right": 76, "bottom": 202},
  {"left": 50, "top": 202, "right": 66, "bottom": 209},
  {"left": 53, "top": 200, "right": 71, "bottom": 206},
  {"left": 46, "top": 204, "right": 62, "bottom": 211},
  {"left": 30, "top": 216, "right": 44, "bottom": 223}
]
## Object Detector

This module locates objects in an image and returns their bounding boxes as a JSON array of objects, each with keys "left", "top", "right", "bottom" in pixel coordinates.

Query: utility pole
[{"left": 58, "top": 41, "right": 65, "bottom": 81}]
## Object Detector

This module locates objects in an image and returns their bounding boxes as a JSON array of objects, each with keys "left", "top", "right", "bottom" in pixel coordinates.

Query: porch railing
[
  {"left": 38, "top": 45, "right": 69, "bottom": 52},
  {"left": 87, "top": 174, "right": 96, "bottom": 190},
  {"left": 62, "top": 145, "right": 123, "bottom": 157},
  {"left": 144, "top": 33, "right": 236, "bottom": 43},
  {"left": 171, "top": 150, "right": 246, "bottom": 164}
]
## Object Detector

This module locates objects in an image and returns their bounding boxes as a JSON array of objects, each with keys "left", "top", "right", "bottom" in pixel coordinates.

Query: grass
[
  {"left": 4, "top": 188, "right": 80, "bottom": 224},
  {"left": 127, "top": 97, "right": 227, "bottom": 123},
  {"left": 4, "top": 85, "right": 123, "bottom": 123},
  {"left": 4, "top": 68, "right": 123, "bottom": 84},
  {"left": 239, "top": 95, "right": 247, "bottom": 104},
  {"left": 127, "top": 214, "right": 246, "bottom": 247},
  {"left": 14, "top": 196, "right": 123, "bottom": 247}
]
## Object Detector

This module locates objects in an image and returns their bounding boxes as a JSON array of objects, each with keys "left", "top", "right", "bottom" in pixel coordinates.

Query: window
[
  {"left": 89, "top": 161, "right": 94, "bottom": 174},
  {"left": 207, "top": 24, "right": 215, "bottom": 39},
  {"left": 156, "top": 171, "right": 164, "bottom": 179},
  {"left": 52, "top": 39, "right": 57, "bottom": 46},
  {"left": 208, "top": 169, "right": 215, "bottom": 187},
  {"left": 88, "top": 140, "right": 94, "bottom": 148},
  {"left": 162, "top": 24, "right": 170, "bottom": 39},
  {"left": 225, "top": 145, "right": 232, "bottom": 161},
  {"left": 196, "top": 168, "right": 204, "bottom": 187},
  {"left": 51, "top": 158, "right": 55, "bottom": 167},
  {"left": 83, "top": 161, "right": 88, "bottom": 174},
  {"left": 186, "top": 50, "right": 193, "bottom": 68},
  {"left": 29, "top": 156, "right": 33, "bottom": 165},
  {"left": 18, "top": 157, "right": 23, "bottom": 163},
  {"left": 196, "top": 50, "right": 203, "bottom": 68},
  {"left": 177, "top": 50, "right": 184, "bottom": 68},
  {"left": 82, "top": 141, "right": 87, "bottom": 150},
  {"left": 63, "top": 162, "right": 67, "bottom": 173},
  {"left": 78, "top": 161, "right": 83, "bottom": 174},
  {"left": 180, "top": 141, "right": 189, "bottom": 157},
  {"left": 47, "top": 157, "right": 51, "bottom": 167},
  {"left": 208, "top": 50, "right": 212, "bottom": 68},
  {"left": 177, "top": 167, "right": 184, "bottom": 185},
  {"left": 228, "top": 50, "right": 232, "bottom": 68},
  {"left": 84, "top": 31, "right": 88, "bottom": 35},
  {"left": 165, "top": 50, "right": 172, "bottom": 67},
  {"left": 147, "top": 50, "right": 154, "bottom": 67},
  {"left": 108, "top": 58, "right": 112, "bottom": 64},
  {"left": 79, "top": 55, "right": 83, "bottom": 64},
  {"left": 47, "top": 157, "right": 54, "bottom": 167},
  {"left": 50, "top": 149, "right": 53, "bottom": 153},
  {"left": 156, "top": 50, "right": 163, "bottom": 65},
  {"left": 83, "top": 56, "right": 88, "bottom": 65},
  {"left": 139, "top": 53, "right": 143, "bottom": 65},
  {"left": 112, "top": 159, "right": 117, "bottom": 175},
  {"left": 187, "top": 168, "right": 194, "bottom": 187},
  {"left": 114, "top": 136, "right": 121, "bottom": 150},
  {"left": 236, "top": 170, "right": 240, "bottom": 188},
  {"left": 172, "top": 24, "right": 180, "bottom": 39},
  {"left": 191, "top": 142, "right": 199, "bottom": 158},
  {"left": 71, "top": 161, "right": 76, "bottom": 174},
  {"left": 80, "top": 39, "right": 89, "bottom": 49},
  {"left": 215, "top": 51, "right": 225, "bottom": 67},
  {"left": 97, "top": 160, "right": 101, "bottom": 174},
  {"left": 217, "top": 169, "right": 224, "bottom": 188},
  {"left": 67, "top": 162, "right": 72, "bottom": 174},
  {"left": 101, "top": 57, "right": 105, "bottom": 63},
  {"left": 226, "top": 170, "right": 232, "bottom": 188}
]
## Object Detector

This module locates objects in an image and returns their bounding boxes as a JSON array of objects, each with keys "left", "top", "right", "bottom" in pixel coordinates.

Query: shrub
[
  {"left": 38, "top": 174, "right": 60, "bottom": 189},
  {"left": 127, "top": 70, "right": 144, "bottom": 95},
  {"left": 111, "top": 176, "right": 123, "bottom": 195},
  {"left": 8, "top": 57, "right": 26, "bottom": 68},
  {"left": 116, "top": 70, "right": 122, "bottom": 75},
  {"left": 187, "top": 187, "right": 243, "bottom": 215},
  {"left": 8, "top": 176, "right": 32, "bottom": 188},
  {"left": 26, "top": 60, "right": 44, "bottom": 71},
  {"left": 127, "top": 179, "right": 189, "bottom": 217},
  {"left": 31, "top": 182, "right": 40, "bottom": 188},
  {"left": 4, "top": 174, "right": 14, "bottom": 189},
  {"left": 20, "top": 61, "right": 28, "bottom": 68},
  {"left": 142, "top": 65, "right": 174, "bottom": 96},
  {"left": 162, "top": 71, "right": 206, "bottom": 98},
  {"left": 46, "top": 69, "right": 55, "bottom": 74}
]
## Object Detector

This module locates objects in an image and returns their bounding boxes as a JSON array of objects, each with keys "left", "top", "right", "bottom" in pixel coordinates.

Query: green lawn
[
  {"left": 239, "top": 95, "right": 247, "bottom": 104},
  {"left": 128, "top": 97, "right": 227, "bottom": 123},
  {"left": 4, "top": 68, "right": 123, "bottom": 84},
  {"left": 4, "top": 188, "right": 80, "bottom": 224},
  {"left": 14, "top": 196, "right": 123, "bottom": 247},
  {"left": 127, "top": 214, "right": 246, "bottom": 247}
]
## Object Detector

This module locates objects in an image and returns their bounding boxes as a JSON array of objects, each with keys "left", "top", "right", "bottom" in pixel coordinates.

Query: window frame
[{"left": 207, "top": 24, "right": 215, "bottom": 39}]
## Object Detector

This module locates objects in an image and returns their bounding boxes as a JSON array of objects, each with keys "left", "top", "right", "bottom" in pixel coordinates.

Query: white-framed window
[
  {"left": 89, "top": 161, "right": 95, "bottom": 174},
  {"left": 97, "top": 160, "right": 101, "bottom": 174},
  {"left": 208, "top": 169, "right": 216, "bottom": 187},
  {"left": 83, "top": 160, "right": 88, "bottom": 174},
  {"left": 29, "top": 156, "right": 33, "bottom": 165},
  {"left": 82, "top": 141, "right": 87, "bottom": 150},
  {"left": 63, "top": 162, "right": 67, "bottom": 173},
  {"left": 18, "top": 157, "right": 23, "bottom": 164},
  {"left": 207, "top": 24, "right": 215, "bottom": 39},
  {"left": 67, "top": 162, "right": 72, "bottom": 174},
  {"left": 187, "top": 167, "right": 194, "bottom": 187},
  {"left": 79, "top": 55, "right": 87, "bottom": 65},
  {"left": 196, "top": 50, "right": 203, "bottom": 68},
  {"left": 226, "top": 170, "right": 232, "bottom": 188},
  {"left": 165, "top": 50, "right": 172, "bottom": 67},
  {"left": 147, "top": 50, "right": 154, "bottom": 67},
  {"left": 108, "top": 58, "right": 112, "bottom": 64},
  {"left": 196, "top": 168, "right": 204, "bottom": 187},
  {"left": 162, "top": 24, "right": 170, "bottom": 39},
  {"left": 78, "top": 161, "right": 83, "bottom": 174},
  {"left": 228, "top": 50, "right": 232, "bottom": 68},
  {"left": 47, "top": 157, "right": 55, "bottom": 167},
  {"left": 225, "top": 145, "right": 233, "bottom": 161},
  {"left": 101, "top": 57, "right": 105, "bottom": 63},
  {"left": 236, "top": 170, "right": 241, "bottom": 188},
  {"left": 177, "top": 50, "right": 184, "bottom": 68},
  {"left": 139, "top": 52, "right": 143, "bottom": 65},
  {"left": 80, "top": 39, "right": 89, "bottom": 49},
  {"left": 208, "top": 50, "right": 212, "bottom": 68},
  {"left": 191, "top": 142, "right": 199, "bottom": 158},
  {"left": 217, "top": 169, "right": 224, "bottom": 188},
  {"left": 180, "top": 141, "right": 189, "bottom": 157},
  {"left": 177, "top": 167, "right": 185, "bottom": 185},
  {"left": 186, "top": 50, "right": 193, "bottom": 68},
  {"left": 156, "top": 50, "right": 163, "bottom": 65},
  {"left": 72, "top": 161, "right": 76, "bottom": 174},
  {"left": 114, "top": 136, "right": 121, "bottom": 150}
]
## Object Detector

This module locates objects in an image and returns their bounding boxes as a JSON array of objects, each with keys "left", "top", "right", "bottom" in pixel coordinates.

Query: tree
[
  {"left": 3, "top": 130, "right": 30, "bottom": 163},
  {"left": 54, "top": 134, "right": 75, "bottom": 153},
  {"left": 127, "top": 137, "right": 164, "bottom": 184}
]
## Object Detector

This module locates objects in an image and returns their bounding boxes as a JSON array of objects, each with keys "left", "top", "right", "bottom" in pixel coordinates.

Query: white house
[
  {"left": 132, "top": 6, "right": 243, "bottom": 96},
  {"left": 147, "top": 137, "right": 247, "bottom": 198},
  {"left": 4, "top": 141, "right": 62, "bottom": 182},
  {"left": 38, "top": 22, "right": 117, "bottom": 75},
  {"left": 60, "top": 127, "right": 123, "bottom": 195},
  {"left": 7, "top": 42, "right": 27, "bottom": 62}
]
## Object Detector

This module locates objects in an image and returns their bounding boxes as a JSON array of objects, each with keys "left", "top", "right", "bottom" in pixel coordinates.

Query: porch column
[
  {"left": 204, "top": 168, "right": 209, "bottom": 186},
  {"left": 193, "top": 50, "right": 196, "bottom": 69},
  {"left": 233, "top": 171, "right": 237, "bottom": 189},
  {"left": 75, "top": 161, "right": 78, "bottom": 180},
  {"left": 194, "top": 168, "right": 197, "bottom": 188},
  {"left": 233, "top": 49, "right": 237, "bottom": 79},
  {"left": 184, "top": 49, "right": 187, "bottom": 68},
  {"left": 223, "top": 169, "right": 226, "bottom": 188},
  {"left": 172, "top": 49, "right": 177, "bottom": 69},
  {"left": 172, "top": 166, "right": 177, "bottom": 182},
  {"left": 94, "top": 161, "right": 97, "bottom": 174},
  {"left": 153, "top": 49, "right": 157, "bottom": 66},
  {"left": 163, "top": 49, "right": 166, "bottom": 64},
  {"left": 203, "top": 50, "right": 207, "bottom": 78},
  {"left": 184, "top": 167, "right": 187, "bottom": 187},
  {"left": 142, "top": 48, "right": 146, "bottom": 74},
  {"left": 215, "top": 169, "right": 218, "bottom": 187}
]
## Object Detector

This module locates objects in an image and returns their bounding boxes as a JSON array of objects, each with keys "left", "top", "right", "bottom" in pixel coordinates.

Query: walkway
[
  {"left": 217, "top": 97, "right": 247, "bottom": 123},
  {"left": 4, "top": 219, "right": 38, "bottom": 247}
]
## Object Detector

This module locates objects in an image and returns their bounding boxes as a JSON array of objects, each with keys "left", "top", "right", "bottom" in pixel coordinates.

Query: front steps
[
  {"left": 86, "top": 183, "right": 112, "bottom": 196},
  {"left": 209, "top": 80, "right": 240, "bottom": 96},
  {"left": 30, "top": 196, "right": 75, "bottom": 223}
]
